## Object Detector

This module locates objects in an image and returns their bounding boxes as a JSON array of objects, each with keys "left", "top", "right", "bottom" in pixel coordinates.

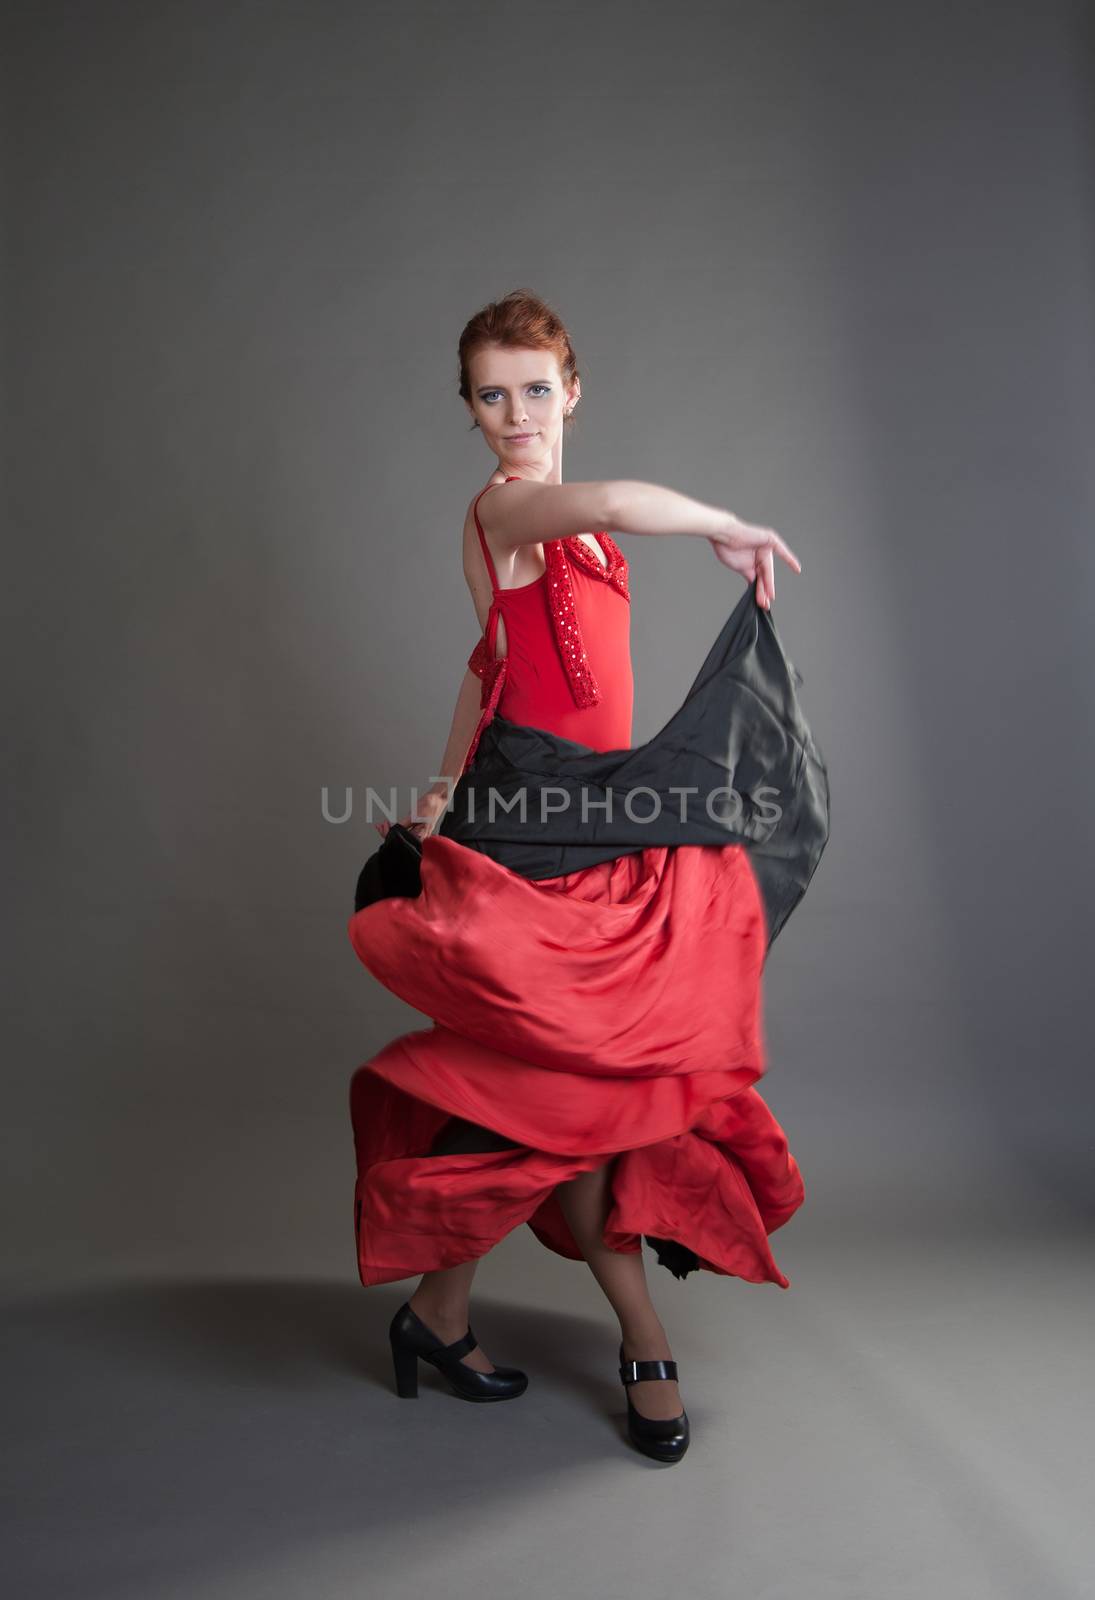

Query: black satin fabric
[
  {"left": 437, "top": 586, "right": 830, "bottom": 949},
  {"left": 353, "top": 822, "right": 422, "bottom": 914}
]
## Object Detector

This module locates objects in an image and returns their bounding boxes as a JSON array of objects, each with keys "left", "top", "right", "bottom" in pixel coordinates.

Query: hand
[
  {"left": 708, "top": 511, "right": 802, "bottom": 610},
  {"left": 374, "top": 782, "right": 451, "bottom": 840}
]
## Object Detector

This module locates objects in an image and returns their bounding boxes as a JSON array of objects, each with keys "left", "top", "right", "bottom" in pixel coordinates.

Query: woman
[{"left": 348, "top": 289, "right": 826, "bottom": 1464}]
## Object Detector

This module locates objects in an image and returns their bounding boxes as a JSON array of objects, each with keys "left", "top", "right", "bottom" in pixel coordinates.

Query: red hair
[{"left": 458, "top": 288, "right": 580, "bottom": 427}]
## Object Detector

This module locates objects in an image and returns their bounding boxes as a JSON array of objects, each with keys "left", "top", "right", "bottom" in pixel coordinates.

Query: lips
[{"left": 505, "top": 432, "right": 537, "bottom": 440}]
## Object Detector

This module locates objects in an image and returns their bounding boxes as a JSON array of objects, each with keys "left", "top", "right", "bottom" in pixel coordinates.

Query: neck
[{"left": 496, "top": 436, "right": 563, "bottom": 483}]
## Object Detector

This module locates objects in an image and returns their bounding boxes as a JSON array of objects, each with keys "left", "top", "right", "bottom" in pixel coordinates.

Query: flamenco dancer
[{"left": 348, "top": 289, "right": 827, "bottom": 1463}]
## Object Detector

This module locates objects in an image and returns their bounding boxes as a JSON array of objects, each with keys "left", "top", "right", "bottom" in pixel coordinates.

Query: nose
[{"left": 508, "top": 399, "right": 529, "bottom": 426}]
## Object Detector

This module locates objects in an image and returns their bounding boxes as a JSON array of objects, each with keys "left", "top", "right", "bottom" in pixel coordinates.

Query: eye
[
  {"left": 480, "top": 390, "right": 502, "bottom": 404},
  {"left": 529, "top": 384, "right": 551, "bottom": 397}
]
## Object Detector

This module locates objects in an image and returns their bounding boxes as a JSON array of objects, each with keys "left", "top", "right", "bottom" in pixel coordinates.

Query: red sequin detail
[
  {"left": 543, "top": 534, "right": 629, "bottom": 708},
  {"left": 466, "top": 632, "right": 501, "bottom": 701},
  {"left": 462, "top": 645, "right": 508, "bottom": 774}
]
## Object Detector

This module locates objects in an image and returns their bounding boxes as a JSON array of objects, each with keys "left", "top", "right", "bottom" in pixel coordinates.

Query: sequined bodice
[{"left": 464, "top": 475, "right": 633, "bottom": 771}]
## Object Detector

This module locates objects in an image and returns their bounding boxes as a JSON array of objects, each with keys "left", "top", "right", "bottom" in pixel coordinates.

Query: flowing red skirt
[{"left": 347, "top": 833, "right": 804, "bottom": 1288}]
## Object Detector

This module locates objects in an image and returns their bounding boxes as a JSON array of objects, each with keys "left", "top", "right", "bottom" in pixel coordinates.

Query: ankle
[
  {"left": 408, "top": 1291, "right": 468, "bottom": 1331},
  {"left": 619, "top": 1321, "right": 672, "bottom": 1358}
]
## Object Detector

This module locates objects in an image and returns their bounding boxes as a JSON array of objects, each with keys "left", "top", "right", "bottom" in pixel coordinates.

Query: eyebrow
[{"left": 475, "top": 380, "right": 553, "bottom": 393}]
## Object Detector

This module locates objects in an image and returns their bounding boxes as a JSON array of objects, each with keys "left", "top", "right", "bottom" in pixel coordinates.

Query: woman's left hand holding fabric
[{"left": 374, "top": 780, "right": 451, "bottom": 840}]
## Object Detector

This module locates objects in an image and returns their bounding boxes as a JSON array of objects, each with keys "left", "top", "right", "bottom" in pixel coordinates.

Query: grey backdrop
[{"left": 4, "top": 3, "right": 1094, "bottom": 1598}]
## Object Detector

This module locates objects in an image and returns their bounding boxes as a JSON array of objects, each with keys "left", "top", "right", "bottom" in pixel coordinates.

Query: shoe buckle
[{"left": 619, "top": 1357, "right": 678, "bottom": 1384}]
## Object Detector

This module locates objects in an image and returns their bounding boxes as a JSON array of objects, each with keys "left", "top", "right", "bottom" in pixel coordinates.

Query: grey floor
[{"left": 5, "top": 1200, "right": 1093, "bottom": 1600}]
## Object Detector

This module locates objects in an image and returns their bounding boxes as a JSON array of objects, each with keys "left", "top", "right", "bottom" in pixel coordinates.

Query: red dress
[{"left": 347, "top": 477, "right": 805, "bottom": 1288}]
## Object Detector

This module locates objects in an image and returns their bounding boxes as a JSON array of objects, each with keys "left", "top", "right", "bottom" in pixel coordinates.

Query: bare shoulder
[
  {"left": 461, "top": 471, "right": 507, "bottom": 565},
  {"left": 477, "top": 477, "right": 617, "bottom": 548},
  {"left": 463, "top": 470, "right": 508, "bottom": 527}
]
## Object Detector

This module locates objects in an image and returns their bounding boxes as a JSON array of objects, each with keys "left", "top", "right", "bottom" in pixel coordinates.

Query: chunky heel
[
  {"left": 390, "top": 1336, "right": 419, "bottom": 1398},
  {"left": 387, "top": 1301, "right": 528, "bottom": 1403}
]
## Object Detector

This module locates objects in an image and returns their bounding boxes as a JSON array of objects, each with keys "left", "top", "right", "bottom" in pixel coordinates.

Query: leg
[
  {"left": 555, "top": 1159, "right": 683, "bottom": 1420},
  {"left": 407, "top": 1259, "right": 496, "bottom": 1372},
  {"left": 403, "top": 1115, "right": 519, "bottom": 1374}
]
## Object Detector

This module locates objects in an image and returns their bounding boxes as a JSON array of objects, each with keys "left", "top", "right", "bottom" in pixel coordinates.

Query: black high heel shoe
[
  {"left": 618, "top": 1340, "right": 691, "bottom": 1462},
  {"left": 389, "top": 1301, "right": 529, "bottom": 1402}
]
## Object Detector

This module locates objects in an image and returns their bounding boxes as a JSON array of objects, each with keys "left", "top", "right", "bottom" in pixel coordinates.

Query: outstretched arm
[{"left": 477, "top": 477, "right": 801, "bottom": 610}]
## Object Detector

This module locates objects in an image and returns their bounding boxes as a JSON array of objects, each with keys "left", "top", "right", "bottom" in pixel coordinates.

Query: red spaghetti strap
[
  {"left": 471, "top": 474, "right": 523, "bottom": 588},
  {"left": 471, "top": 494, "right": 499, "bottom": 588},
  {"left": 471, "top": 483, "right": 503, "bottom": 590}
]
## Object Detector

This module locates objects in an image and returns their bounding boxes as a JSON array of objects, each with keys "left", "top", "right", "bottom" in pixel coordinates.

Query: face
[{"left": 465, "top": 346, "right": 579, "bottom": 476}]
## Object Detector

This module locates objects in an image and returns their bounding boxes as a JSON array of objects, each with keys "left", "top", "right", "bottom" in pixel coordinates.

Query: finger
[
  {"left": 767, "top": 529, "right": 801, "bottom": 573},
  {"left": 764, "top": 547, "right": 776, "bottom": 605}
]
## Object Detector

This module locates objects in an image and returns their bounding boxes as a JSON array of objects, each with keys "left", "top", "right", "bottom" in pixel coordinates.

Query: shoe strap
[
  {"left": 620, "top": 1357, "right": 678, "bottom": 1384},
  {"left": 435, "top": 1325, "right": 478, "bottom": 1361}
]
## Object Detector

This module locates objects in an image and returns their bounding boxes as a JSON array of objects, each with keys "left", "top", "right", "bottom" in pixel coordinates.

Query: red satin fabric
[{"left": 348, "top": 835, "right": 805, "bottom": 1288}]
